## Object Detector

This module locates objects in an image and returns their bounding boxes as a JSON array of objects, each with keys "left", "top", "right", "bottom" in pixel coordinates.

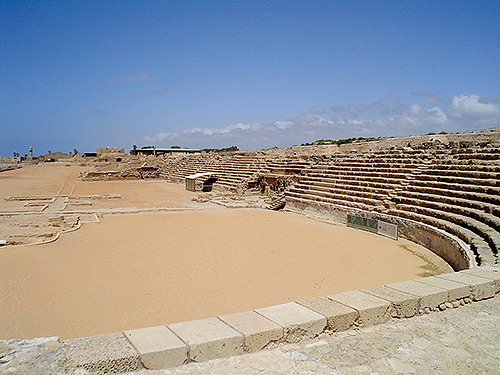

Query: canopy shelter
[{"left": 185, "top": 172, "right": 218, "bottom": 192}]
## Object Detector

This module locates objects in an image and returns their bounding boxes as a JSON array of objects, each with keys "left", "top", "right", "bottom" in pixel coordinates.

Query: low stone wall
[
  {"left": 3, "top": 266, "right": 497, "bottom": 373},
  {"left": 286, "top": 198, "right": 472, "bottom": 271}
]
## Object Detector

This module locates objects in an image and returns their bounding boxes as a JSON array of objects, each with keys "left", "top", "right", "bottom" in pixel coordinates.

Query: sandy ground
[
  {"left": 0, "top": 163, "right": 83, "bottom": 198},
  {"left": 72, "top": 179, "right": 199, "bottom": 209},
  {"left": 0, "top": 209, "right": 451, "bottom": 340}
]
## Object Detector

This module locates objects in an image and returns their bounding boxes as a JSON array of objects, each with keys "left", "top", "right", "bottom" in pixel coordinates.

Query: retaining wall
[{"left": 286, "top": 198, "right": 472, "bottom": 271}]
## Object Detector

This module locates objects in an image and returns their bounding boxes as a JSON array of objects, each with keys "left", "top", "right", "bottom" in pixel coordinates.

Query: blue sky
[{"left": 1, "top": 1, "right": 499, "bottom": 156}]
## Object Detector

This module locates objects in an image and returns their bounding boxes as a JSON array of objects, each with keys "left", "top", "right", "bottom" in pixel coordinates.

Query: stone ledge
[
  {"left": 219, "top": 310, "right": 283, "bottom": 352},
  {"left": 460, "top": 268, "right": 500, "bottom": 293},
  {"left": 168, "top": 317, "right": 244, "bottom": 362},
  {"left": 385, "top": 280, "right": 448, "bottom": 312},
  {"left": 327, "top": 290, "right": 391, "bottom": 326},
  {"left": 62, "top": 332, "right": 142, "bottom": 373},
  {"left": 254, "top": 302, "right": 327, "bottom": 343},
  {"left": 362, "top": 285, "right": 419, "bottom": 318},
  {"left": 124, "top": 325, "right": 187, "bottom": 369},
  {"left": 297, "top": 296, "right": 358, "bottom": 332},
  {"left": 414, "top": 275, "right": 470, "bottom": 302},
  {"left": 52, "top": 269, "right": 500, "bottom": 372},
  {"left": 436, "top": 272, "right": 496, "bottom": 301}
]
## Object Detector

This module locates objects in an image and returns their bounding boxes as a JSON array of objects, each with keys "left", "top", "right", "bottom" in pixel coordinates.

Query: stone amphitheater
[{"left": 1, "top": 129, "right": 500, "bottom": 374}]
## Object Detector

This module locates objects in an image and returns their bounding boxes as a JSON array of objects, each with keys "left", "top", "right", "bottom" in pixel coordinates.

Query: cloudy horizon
[
  {"left": 144, "top": 93, "right": 500, "bottom": 150},
  {"left": 1, "top": 1, "right": 498, "bottom": 156}
]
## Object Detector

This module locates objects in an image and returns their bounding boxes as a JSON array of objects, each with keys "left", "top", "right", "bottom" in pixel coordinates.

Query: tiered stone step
[{"left": 389, "top": 208, "right": 495, "bottom": 266}]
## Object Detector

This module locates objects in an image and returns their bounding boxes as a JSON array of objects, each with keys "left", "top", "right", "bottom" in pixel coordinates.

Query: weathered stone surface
[
  {"left": 219, "top": 310, "right": 283, "bottom": 352},
  {"left": 124, "top": 325, "right": 187, "bottom": 369},
  {"left": 298, "top": 296, "right": 358, "bottom": 331},
  {"left": 362, "top": 285, "right": 419, "bottom": 318},
  {"left": 327, "top": 290, "right": 391, "bottom": 326},
  {"left": 415, "top": 276, "right": 470, "bottom": 301},
  {"left": 168, "top": 317, "right": 243, "bottom": 362},
  {"left": 461, "top": 268, "right": 500, "bottom": 293},
  {"left": 62, "top": 332, "right": 142, "bottom": 373},
  {"left": 437, "top": 272, "right": 496, "bottom": 301},
  {"left": 386, "top": 279, "right": 447, "bottom": 311},
  {"left": 131, "top": 296, "right": 500, "bottom": 375},
  {"left": 255, "top": 302, "right": 327, "bottom": 343}
]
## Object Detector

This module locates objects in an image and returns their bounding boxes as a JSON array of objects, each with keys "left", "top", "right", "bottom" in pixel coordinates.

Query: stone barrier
[{"left": 54, "top": 265, "right": 498, "bottom": 372}]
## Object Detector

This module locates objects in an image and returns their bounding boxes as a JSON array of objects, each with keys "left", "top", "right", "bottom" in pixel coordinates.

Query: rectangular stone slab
[
  {"left": 219, "top": 310, "right": 283, "bottom": 352},
  {"left": 62, "top": 332, "right": 142, "bottom": 373},
  {"left": 362, "top": 285, "right": 419, "bottom": 318},
  {"left": 297, "top": 296, "right": 357, "bottom": 332},
  {"left": 460, "top": 268, "right": 500, "bottom": 293},
  {"left": 437, "top": 272, "right": 496, "bottom": 301},
  {"left": 168, "top": 317, "right": 243, "bottom": 362},
  {"left": 385, "top": 280, "right": 447, "bottom": 311},
  {"left": 414, "top": 276, "right": 470, "bottom": 301},
  {"left": 254, "top": 302, "right": 326, "bottom": 343},
  {"left": 327, "top": 290, "right": 391, "bottom": 327},
  {"left": 124, "top": 325, "right": 187, "bottom": 369}
]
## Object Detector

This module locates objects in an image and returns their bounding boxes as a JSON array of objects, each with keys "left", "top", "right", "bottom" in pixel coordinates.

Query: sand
[{"left": 0, "top": 209, "right": 451, "bottom": 340}]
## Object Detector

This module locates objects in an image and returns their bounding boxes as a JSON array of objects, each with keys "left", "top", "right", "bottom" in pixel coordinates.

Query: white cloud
[
  {"left": 451, "top": 95, "right": 500, "bottom": 119},
  {"left": 142, "top": 93, "right": 499, "bottom": 150}
]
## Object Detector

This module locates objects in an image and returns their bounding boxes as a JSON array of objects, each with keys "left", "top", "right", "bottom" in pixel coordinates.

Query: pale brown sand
[
  {"left": 0, "top": 209, "right": 451, "bottom": 340},
  {"left": 72, "top": 179, "right": 199, "bottom": 209},
  {"left": 0, "top": 164, "right": 85, "bottom": 211}
]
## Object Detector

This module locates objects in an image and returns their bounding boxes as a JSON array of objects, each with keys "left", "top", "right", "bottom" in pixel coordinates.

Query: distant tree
[
  {"left": 73, "top": 149, "right": 78, "bottom": 155},
  {"left": 171, "top": 145, "right": 181, "bottom": 149}
]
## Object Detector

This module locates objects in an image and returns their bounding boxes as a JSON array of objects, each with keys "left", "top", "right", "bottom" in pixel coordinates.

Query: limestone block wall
[{"left": 286, "top": 198, "right": 472, "bottom": 271}]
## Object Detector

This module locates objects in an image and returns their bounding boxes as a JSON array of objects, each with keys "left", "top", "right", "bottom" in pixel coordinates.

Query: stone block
[
  {"left": 254, "top": 302, "right": 326, "bottom": 343},
  {"left": 386, "top": 280, "right": 447, "bottom": 311},
  {"left": 437, "top": 272, "right": 496, "bottom": 301},
  {"left": 168, "top": 317, "right": 243, "bottom": 362},
  {"left": 460, "top": 268, "right": 500, "bottom": 293},
  {"left": 124, "top": 325, "right": 187, "bottom": 369},
  {"left": 362, "top": 285, "right": 419, "bottom": 318},
  {"left": 62, "top": 332, "right": 142, "bottom": 373},
  {"left": 219, "top": 310, "right": 283, "bottom": 352},
  {"left": 415, "top": 276, "right": 470, "bottom": 301},
  {"left": 327, "top": 290, "right": 391, "bottom": 327},
  {"left": 297, "top": 296, "right": 357, "bottom": 331}
]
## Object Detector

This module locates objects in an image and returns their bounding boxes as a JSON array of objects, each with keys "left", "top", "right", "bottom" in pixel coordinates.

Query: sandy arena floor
[
  {"left": 0, "top": 209, "right": 451, "bottom": 340},
  {"left": 0, "top": 164, "right": 452, "bottom": 340}
]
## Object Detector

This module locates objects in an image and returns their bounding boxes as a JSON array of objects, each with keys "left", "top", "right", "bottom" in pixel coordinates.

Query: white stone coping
[{"left": 55, "top": 264, "right": 499, "bottom": 372}]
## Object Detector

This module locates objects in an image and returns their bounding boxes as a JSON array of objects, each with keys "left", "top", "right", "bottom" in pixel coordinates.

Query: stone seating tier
[
  {"left": 313, "top": 165, "right": 417, "bottom": 174},
  {"left": 303, "top": 176, "right": 402, "bottom": 191},
  {"left": 411, "top": 173, "right": 500, "bottom": 188},
  {"left": 402, "top": 184, "right": 500, "bottom": 207},
  {"left": 393, "top": 196, "right": 500, "bottom": 251},
  {"left": 420, "top": 168, "right": 500, "bottom": 180},
  {"left": 293, "top": 181, "right": 392, "bottom": 200},
  {"left": 286, "top": 194, "right": 374, "bottom": 212},
  {"left": 307, "top": 171, "right": 407, "bottom": 184},
  {"left": 389, "top": 208, "right": 495, "bottom": 266},
  {"left": 391, "top": 204, "right": 497, "bottom": 263},
  {"left": 287, "top": 189, "right": 382, "bottom": 209},
  {"left": 406, "top": 178, "right": 500, "bottom": 196},
  {"left": 399, "top": 190, "right": 500, "bottom": 220}
]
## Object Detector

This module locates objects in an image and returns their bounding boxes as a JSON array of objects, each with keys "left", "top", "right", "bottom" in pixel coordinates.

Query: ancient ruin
[{"left": 0, "top": 129, "right": 499, "bottom": 373}]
